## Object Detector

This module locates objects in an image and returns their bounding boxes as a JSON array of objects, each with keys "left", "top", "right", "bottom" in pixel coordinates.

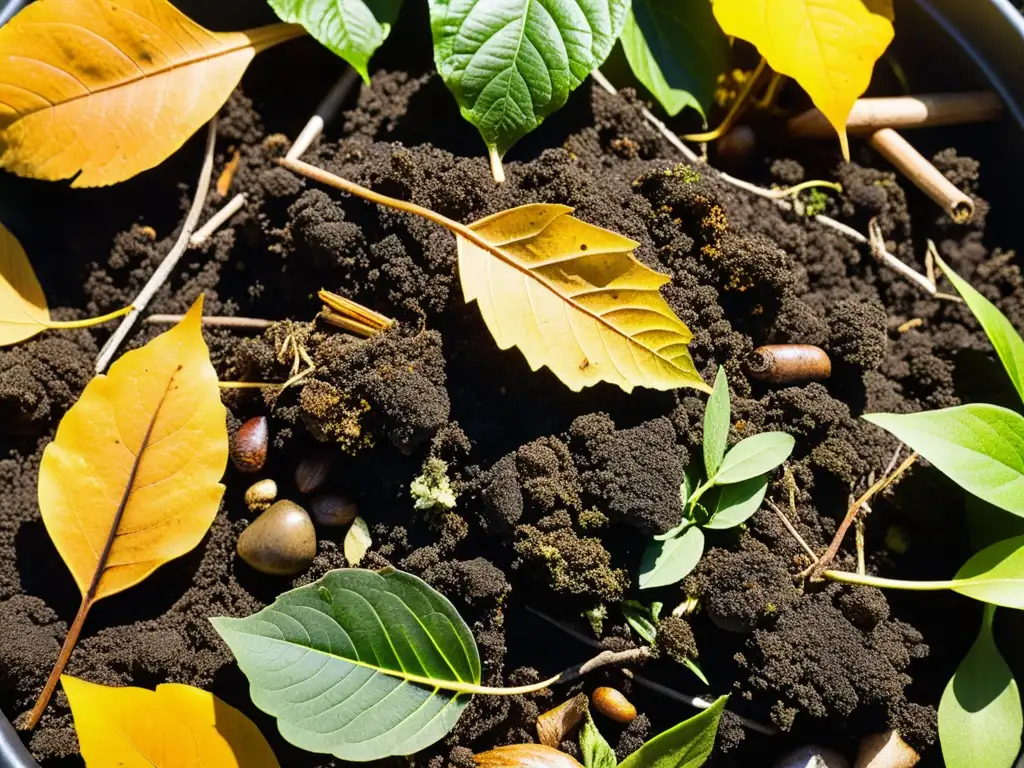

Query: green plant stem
[
  {"left": 771, "top": 180, "right": 843, "bottom": 199},
  {"left": 687, "top": 478, "right": 714, "bottom": 511},
  {"left": 823, "top": 569, "right": 965, "bottom": 591}
]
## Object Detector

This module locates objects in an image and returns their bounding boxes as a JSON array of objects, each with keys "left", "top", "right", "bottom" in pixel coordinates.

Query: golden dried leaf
[
  {"left": 39, "top": 295, "right": 228, "bottom": 599},
  {"left": 62, "top": 676, "right": 279, "bottom": 767},
  {"left": 0, "top": 0, "right": 303, "bottom": 187},
  {"left": 537, "top": 693, "right": 589, "bottom": 747},
  {"left": 712, "top": 0, "right": 894, "bottom": 160},
  {"left": 0, "top": 221, "right": 47, "bottom": 346},
  {"left": 458, "top": 204, "right": 708, "bottom": 393},
  {"left": 474, "top": 744, "right": 585, "bottom": 768}
]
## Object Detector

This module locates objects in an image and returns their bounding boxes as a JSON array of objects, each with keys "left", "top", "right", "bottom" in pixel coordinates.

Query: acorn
[
  {"left": 237, "top": 500, "right": 316, "bottom": 576},
  {"left": 244, "top": 479, "right": 278, "bottom": 513},
  {"left": 591, "top": 687, "right": 636, "bottom": 724},
  {"left": 231, "top": 417, "right": 268, "bottom": 473},
  {"left": 295, "top": 454, "right": 333, "bottom": 494},
  {"left": 311, "top": 493, "right": 358, "bottom": 527}
]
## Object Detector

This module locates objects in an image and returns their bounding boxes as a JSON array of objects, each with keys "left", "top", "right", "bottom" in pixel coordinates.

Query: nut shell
[
  {"left": 591, "top": 686, "right": 636, "bottom": 724},
  {"left": 231, "top": 417, "right": 268, "bottom": 473},
  {"left": 311, "top": 493, "right": 358, "bottom": 527},
  {"left": 295, "top": 454, "right": 333, "bottom": 494},
  {"left": 237, "top": 500, "right": 316, "bottom": 576},
  {"left": 244, "top": 479, "right": 278, "bottom": 513}
]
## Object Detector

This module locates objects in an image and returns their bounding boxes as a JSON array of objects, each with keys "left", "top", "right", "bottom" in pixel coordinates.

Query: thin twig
[
  {"left": 190, "top": 193, "right": 246, "bottom": 246},
  {"left": 855, "top": 517, "right": 867, "bottom": 576},
  {"left": 589, "top": 70, "right": 960, "bottom": 301},
  {"left": 95, "top": 119, "right": 218, "bottom": 373},
  {"left": 287, "top": 68, "right": 361, "bottom": 161},
  {"left": 765, "top": 499, "right": 817, "bottom": 561},
  {"left": 525, "top": 606, "right": 776, "bottom": 736},
  {"left": 559, "top": 648, "right": 651, "bottom": 684},
  {"left": 144, "top": 314, "right": 272, "bottom": 329},
  {"left": 807, "top": 452, "right": 920, "bottom": 580}
]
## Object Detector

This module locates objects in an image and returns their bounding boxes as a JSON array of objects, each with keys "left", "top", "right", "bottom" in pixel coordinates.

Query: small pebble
[
  {"left": 775, "top": 746, "right": 850, "bottom": 768},
  {"left": 237, "top": 500, "right": 316, "bottom": 576},
  {"left": 244, "top": 479, "right": 278, "bottom": 513},
  {"left": 855, "top": 731, "right": 919, "bottom": 768},
  {"left": 295, "top": 454, "right": 333, "bottom": 494},
  {"left": 231, "top": 417, "right": 268, "bottom": 473},
  {"left": 311, "top": 494, "right": 358, "bottom": 527},
  {"left": 591, "top": 686, "right": 636, "bottom": 724}
]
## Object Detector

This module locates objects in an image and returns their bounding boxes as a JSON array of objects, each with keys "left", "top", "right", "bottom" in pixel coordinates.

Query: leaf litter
[{"left": 0, "top": 45, "right": 1021, "bottom": 767}]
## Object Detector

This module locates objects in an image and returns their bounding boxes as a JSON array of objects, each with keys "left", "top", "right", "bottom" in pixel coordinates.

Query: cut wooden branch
[
  {"left": 95, "top": 119, "right": 218, "bottom": 373},
  {"left": 869, "top": 128, "right": 975, "bottom": 223},
  {"left": 788, "top": 92, "right": 1002, "bottom": 138},
  {"left": 144, "top": 314, "right": 271, "bottom": 329}
]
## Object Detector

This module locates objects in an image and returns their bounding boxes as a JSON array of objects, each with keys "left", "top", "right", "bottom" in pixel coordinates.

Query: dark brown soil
[{"left": 1, "top": 31, "right": 1022, "bottom": 768}]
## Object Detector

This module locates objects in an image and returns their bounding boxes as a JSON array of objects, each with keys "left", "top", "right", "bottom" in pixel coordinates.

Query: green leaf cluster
[
  {"left": 639, "top": 367, "right": 794, "bottom": 590},
  {"left": 860, "top": 254, "right": 1024, "bottom": 768},
  {"left": 267, "top": 0, "right": 728, "bottom": 163}
]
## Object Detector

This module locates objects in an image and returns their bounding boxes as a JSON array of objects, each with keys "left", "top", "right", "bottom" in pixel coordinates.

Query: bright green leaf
[
  {"left": 580, "top": 713, "right": 618, "bottom": 768},
  {"left": 639, "top": 525, "right": 705, "bottom": 589},
  {"left": 210, "top": 568, "right": 480, "bottom": 761},
  {"left": 936, "top": 255, "right": 1024, "bottom": 406},
  {"left": 623, "top": 600, "right": 659, "bottom": 644},
  {"left": 703, "top": 366, "right": 730, "bottom": 479},
  {"left": 704, "top": 474, "right": 769, "bottom": 530},
  {"left": 267, "top": 0, "right": 402, "bottom": 82},
  {"left": 863, "top": 405, "right": 1024, "bottom": 517},
  {"left": 619, "top": 695, "right": 728, "bottom": 768},
  {"left": 713, "top": 432, "right": 794, "bottom": 486},
  {"left": 680, "top": 465, "right": 697, "bottom": 508},
  {"left": 939, "top": 605, "right": 1022, "bottom": 768},
  {"left": 620, "top": 0, "right": 729, "bottom": 118},
  {"left": 952, "top": 535, "right": 1024, "bottom": 609},
  {"left": 429, "top": 0, "right": 629, "bottom": 158},
  {"left": 682, "top": 657, "right": 709, "bottom": 686}
]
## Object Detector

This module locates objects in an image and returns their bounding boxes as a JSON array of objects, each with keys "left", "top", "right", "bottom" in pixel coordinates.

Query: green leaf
[
  {"left": 952, "top": 535, "right": 1024, "bottom": 609},
  {"left": 682, "top": 657, "right": 709, "bottom": 686},
  {"left": 704, "top": 474, "right": 769, "bottom": 530},
  {"left": 936, "top": 254, "right": 1024, "bottom": 405},
  {"left": 429, "top": 0, "right": 629, "bottom": 158},
  {"left": 580, "top": 713, "right": 618, "bottom": 768},
  {"left": 713, "top": 432, "right": 794, "bottom": 486},
  {"left": 619, "top": 695, "right": 728, "bottom": 768},
  {"left": 639, "top": 525, "right": 705, "bottom": 589},
  {"left": 619, "top": 0, "right": 729, "bottom": 118},
  {"left": 863, "top": 405, "right": 1024, "bottom": 517},
  {"left": 939, "top": 605, "right": 1022, "bottom": 768},
  {"left": 622, "top": 600, "right": 659, "bottom": 644},
  {"left": 210, "top": 567, "right": 481, "bottom": 761},
  {"left": 267, "top": 0, "right": 403, "bottom": 82},
  {"left": 703, "top": 366, "right": 730, "bottom": 479},
  {"left": 680, "top": 465, "right": 697, "bottom": 508}
]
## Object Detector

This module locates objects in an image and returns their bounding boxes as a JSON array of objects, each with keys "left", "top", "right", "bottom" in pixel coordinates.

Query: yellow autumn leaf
[
  {"left": 63, "top": 676, "right": 279, "bottom": 768},
  {"left": 458, "top": 204, "right": 709, "bottom": 394},
  {"left": 0, "top": 222, "right": 132, "bottom": 346},
  {"left": 0, "top": 0, "right": 303, "bottom": 187},
  {"left": 26, "top": 296, "right": 228, "bottom": 727},
  {"left": 712, "top": 0, "right": 894, "bottom": 160}
]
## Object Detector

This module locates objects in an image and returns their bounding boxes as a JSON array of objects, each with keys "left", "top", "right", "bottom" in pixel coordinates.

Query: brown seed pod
[
  {"left": 591, "top": 687, "right": 636, "bottom": 724},
  {"left": 311, "top": 493, "right": 359, "bottom": 527},
  {"left": 295, "top": 454, "right": 333, "bottom": 494},
  {"left": 231, "top": 416, "right": 268, "bottom": 473},
  {"left": 536, "top": 693, "right": 588, "bottom": 747},
  {"left": 474, "top": 744, "right": 584, "bottom": 768},
  {"left": 244, "top": 479, "right": 278, "bottom": 513},
  {"left": 746, "top": 344, "right": 832, "bottom": 384}
]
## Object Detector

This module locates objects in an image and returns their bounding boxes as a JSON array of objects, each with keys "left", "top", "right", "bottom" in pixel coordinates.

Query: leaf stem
[
  {"left": 21, "top": 597, "right": 93, "bottom": 729},
  {"left": 822, "top": 569, "right": 963, "bottom": 592},
  {"left": 681, "top": 58, "right": 767, "bottom": 143},
  {"left": 42, "top": 305, "right": 133, "bottom": 330},
  {"left": 488, "top": 147, "right": 506, "bottom": 184}
]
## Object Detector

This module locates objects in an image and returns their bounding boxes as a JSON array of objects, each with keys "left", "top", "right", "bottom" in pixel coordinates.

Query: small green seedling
[
  {"left": 853, "top": 248, "right": 1024, "bottom": 768},
  {"left": 621, "top": 598, "right": 708, "bottom": 685},
  {"left": 638, "top": 366, "right": 794, "bottom": 590}
]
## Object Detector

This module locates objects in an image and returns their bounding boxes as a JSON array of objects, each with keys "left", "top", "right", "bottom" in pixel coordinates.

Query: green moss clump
[
  {"left": 410, "top": 457, "right": 458, "bottom": 512},
  {"left": 656, "top": 615, "right": 698, "bottom": 664}
]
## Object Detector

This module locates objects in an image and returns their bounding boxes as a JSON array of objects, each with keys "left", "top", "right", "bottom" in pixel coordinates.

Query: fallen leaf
[
  {"left": 474, "top": 744, "right": 585, "bottom": 768},
  {"left": 27, "top": 297, "right": 228, "bottom": 726},
  {"left": 458, "top": 204, "right": 708, "bottom": 393},
  {"left": 343, "top": 515, "right": 371, "bottom": 565},
  {"left": 0, "top": 222, "right": 131, "bottom": 346},
  {"left": 62, "top": 676, "right": 279, "bottom": 767},
  {"left": 537, "top": 693, "right": 589, "bottom": 747},
  {"left": 0, "top": 0, "right": 303, "bottom": 187},
  {"left": 712, "top": 0, "right": 894, "bottom": 159}
]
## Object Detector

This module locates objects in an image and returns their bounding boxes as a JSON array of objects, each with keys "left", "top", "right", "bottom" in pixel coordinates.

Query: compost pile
[{"left": 0, "top": 56, "right": 1019, "bottom": 767}]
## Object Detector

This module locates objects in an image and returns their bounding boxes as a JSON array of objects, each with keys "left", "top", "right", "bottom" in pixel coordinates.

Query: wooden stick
[
  {"left": 190, "top": 193, "right": 246, "bottom": 246},
  {"left": 286, "top": 68, "right": 360, "bottom": 161},
  {"left": 144, "top": 314, "right": 271, "bottom": 329},
  {"left": 95, "top": 119, "right": 218, "bottom": 373},
  {"left": 869, "top": 128, "right": 975, "bottom": 223},
  {"left": 788, "top": 92, "right": 1002, "bottom": 137}
]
